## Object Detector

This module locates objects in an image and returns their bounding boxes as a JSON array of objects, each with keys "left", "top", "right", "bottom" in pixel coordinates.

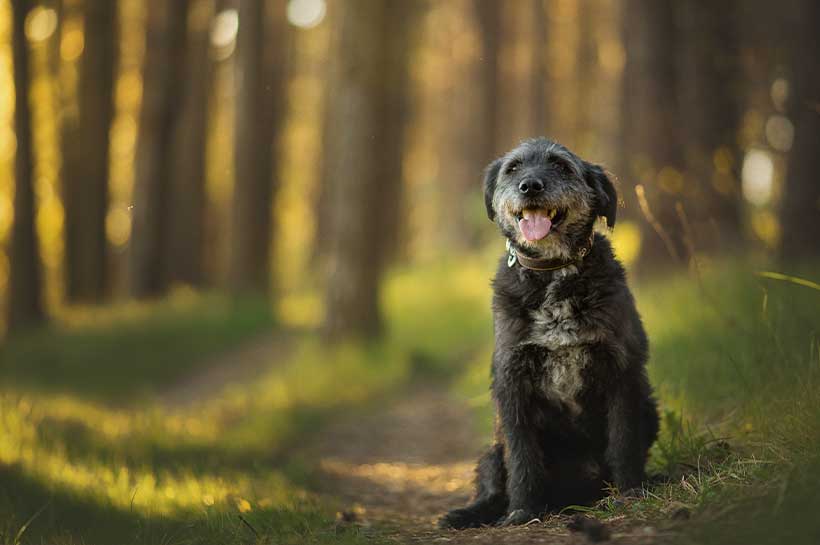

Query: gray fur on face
[{"left": 484, "top": 139, "right": 616, "bottom": 260}]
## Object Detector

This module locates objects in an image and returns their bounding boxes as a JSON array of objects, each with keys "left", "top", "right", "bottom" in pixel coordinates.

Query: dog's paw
[
  {"left": 498, "top": 508, "right": 540, "bottom": 527},
  {"left": 438, "top": 508, "right": 481, "bottom": 530}
]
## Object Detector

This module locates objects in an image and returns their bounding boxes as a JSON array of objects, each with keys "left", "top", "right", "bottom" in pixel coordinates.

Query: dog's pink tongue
[{"left": 519, "top": 209, "right": 552, "bottom": 241}]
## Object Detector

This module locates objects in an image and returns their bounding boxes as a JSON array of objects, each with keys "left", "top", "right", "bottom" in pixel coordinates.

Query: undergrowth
[{"left": 454, "top": 259, "right": 820, "bottom": 543}]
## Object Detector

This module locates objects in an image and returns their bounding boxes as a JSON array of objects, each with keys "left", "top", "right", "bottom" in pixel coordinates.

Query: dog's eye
[
  {"left": 551, "top": 160, "right": 573, "bottom": 176},
  {"left": 505, "top": 161, "right": 521, "bottom": 174}
]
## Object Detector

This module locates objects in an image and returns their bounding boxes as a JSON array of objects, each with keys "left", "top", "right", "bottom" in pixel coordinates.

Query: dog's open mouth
[{"left": 515, "top": 207, "right": 566, "bottom": 241}]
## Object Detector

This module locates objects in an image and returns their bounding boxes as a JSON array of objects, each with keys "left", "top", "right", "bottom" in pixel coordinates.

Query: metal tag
[{"left": 506, "top": 239, "right": 516, "bottom": 267}]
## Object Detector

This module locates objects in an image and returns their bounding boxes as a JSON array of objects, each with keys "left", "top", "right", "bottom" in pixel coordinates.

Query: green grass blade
[
  {"left": 13, "top": 501, "right": 49, "bottom": 545},
  {"left": 756, "top": 271, "right": 820, "bottom": 292}
]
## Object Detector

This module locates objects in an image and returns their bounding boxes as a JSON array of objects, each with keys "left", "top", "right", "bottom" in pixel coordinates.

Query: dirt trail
[
  {"left": 161, "top": 332, "right": 292, "bottom": 408},
  {"left": 162, "top": 336, "right": 669, "bottom": 543},
  {"left": 305, "top": 386, "right": 666, "bottom": 544},
  {"left": 304, "top": 388, "right": 479, "bottom": 533}
]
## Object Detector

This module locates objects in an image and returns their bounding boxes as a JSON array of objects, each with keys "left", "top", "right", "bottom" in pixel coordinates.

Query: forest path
[
  {"left": 303, "top": 385, "right": 664, "bottom": 544},
  {"left": 160, "top": 331, "right": 293, "bottom": 408},
  {"left": 160, "top": 335, "right": 666, "bottom": 544}
]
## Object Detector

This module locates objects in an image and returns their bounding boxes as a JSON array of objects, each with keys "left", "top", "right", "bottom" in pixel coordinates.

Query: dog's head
[{"left": 483, "top": 138, "right": 617, "bottom": 259}]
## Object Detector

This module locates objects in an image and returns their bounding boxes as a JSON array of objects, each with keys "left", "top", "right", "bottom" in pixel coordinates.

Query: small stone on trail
[{"left": 567, "top": 514, "right": 611, "bottom": 542}]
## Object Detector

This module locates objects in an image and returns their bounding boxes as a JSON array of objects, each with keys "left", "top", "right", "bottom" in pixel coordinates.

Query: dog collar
[{"left": 506, "top": 235, "right": 593, "bottom": 271}]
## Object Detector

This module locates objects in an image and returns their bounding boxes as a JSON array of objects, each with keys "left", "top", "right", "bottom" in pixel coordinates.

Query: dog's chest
[
  {"left": 528, "top": 280, "right": 594, "bottom": 348},
  {"left": 528, "top": 288, "right": 592, "bottom": 414},
  {"left": 530, "top": 297, "right": 582, "bottom": 348},
  {"left": 540, "top": 345, "right": 589, "bottom": 414}
]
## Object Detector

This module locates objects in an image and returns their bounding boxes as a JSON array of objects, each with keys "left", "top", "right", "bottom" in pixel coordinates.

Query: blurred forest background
[
  {"left": 1, "top": 1, "right": 820, "bottom": 544},
  {"left": 1, "top": 0, "right": 817, "bottom": 336}
]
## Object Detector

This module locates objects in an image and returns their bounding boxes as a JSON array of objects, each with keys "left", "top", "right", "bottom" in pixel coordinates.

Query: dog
[{"left": 439, "top": 138, "right": 659, "bottom": 529}]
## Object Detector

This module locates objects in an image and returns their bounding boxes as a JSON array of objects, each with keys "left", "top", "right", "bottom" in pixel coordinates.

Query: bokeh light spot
[
  {"left": 771, "top": 78, "right": 789, "bottom": 112},
  {"left": 657, "top": 167, "right": 684, "bottom": 194},
  {"left": 211, "top": 9, "right": 238, "bottom": 49},
  {"left": 287, "top": 0, "right": 326, "bottom": 29},
  {"left": 750, "top": 209, "right": 780, "bottom": 248},
  {"left": 609, "top": 220, "right": 642, "bottom": 267},
  {"left": 60, "top": 24, "right": 85, "bottom": 61},
  {"left": 765, "top": 114, "right": 794, "bottom": 152},
  {"left": 25, "top": 7, "right": 58, "bottom": 43},
  {"left": 713, "top": 147, "right": 733, "bottom": 175},
  {"left": 741, "top": 149, "right": 774, "bottom": 206}
]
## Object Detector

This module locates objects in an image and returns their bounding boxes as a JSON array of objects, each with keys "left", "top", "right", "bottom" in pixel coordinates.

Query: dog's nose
[{"left": 518, "top": 178, "right": 544, "bottom": 195}]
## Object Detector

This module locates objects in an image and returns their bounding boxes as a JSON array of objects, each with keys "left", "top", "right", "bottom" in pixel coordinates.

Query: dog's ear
[
  {"left": 483, "top": 158, "right": 503, "bottom": 221},
  {"left": 585, "top": 162, "right": 617, "bottom": 228}
]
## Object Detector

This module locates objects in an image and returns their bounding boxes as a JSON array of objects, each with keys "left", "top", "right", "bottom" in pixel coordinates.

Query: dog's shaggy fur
[{"left": 439, "top": 138, "right": 659, "bottom": 529}]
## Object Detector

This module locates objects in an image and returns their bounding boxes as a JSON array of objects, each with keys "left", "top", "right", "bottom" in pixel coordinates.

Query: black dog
[{"left": 439, "top": 138, "right": 659, "bottom": 529}]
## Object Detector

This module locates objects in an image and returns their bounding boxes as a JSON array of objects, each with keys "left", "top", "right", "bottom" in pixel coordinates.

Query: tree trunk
[
  {"left": 166, "top": 0, "right": 217, "bottom": 288},
  {"left": 229, "top": 0, "right": 288, "bottom": 296},
  {"left": 779, "top": 0, "right": 820, "bottom": 261},
  {"left": 427, "top": 1, "right": 505, "bottom": 253},
  {"left": 575, "top": 0, "right": 596, "bottom": 153},
  {"left": 322, "top": 1, "right": 420, "bottom": 340},
  {"left": 474, "top": 0, "right": 501, "bottom": 161},
  {"left": 130, "top": 0, "right": 189, "bottom": 298},
  {"left": 311, "top": 4, "right": 339, "bottom": 263},
  {"left": 63, "top": 0, "right": 118, "bottom": 303},
  {"left": 621, "top": 0, "right": 687, "bottom": 268},
  {"left": 8, "top": 0, "right": 46, "bottom": 331},
  {"left": 677, "top": 0, "right": 744, "bottom": 254},
  {"left": 530, "top": 0, "right": 547, "bottom": 136}
]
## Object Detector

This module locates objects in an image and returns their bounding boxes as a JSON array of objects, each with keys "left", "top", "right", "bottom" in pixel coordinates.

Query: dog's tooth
[{"left": 549, "top": 208, "right": 556, "bottom": 219}]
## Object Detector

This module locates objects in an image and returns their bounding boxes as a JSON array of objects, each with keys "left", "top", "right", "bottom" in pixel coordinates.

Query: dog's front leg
[
  {"left": 605, "top": 373, "right": 647, "bottom": 494},
  {"left": 493, "top": 346, "right": 550, "bottom": 525}
]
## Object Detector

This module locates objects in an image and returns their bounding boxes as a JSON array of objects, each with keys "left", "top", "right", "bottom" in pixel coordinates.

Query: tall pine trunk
[
  {"left": 8, "top": 0, "right": 45, "bottom": 332},
  {"left": 63, "top": 0, "right": 118, "bottom": 303},
  {"left": 530, "top": 0, "right": 547, "bottom": 136},
  {"left": 474, "top": 0, "right": 501, "bottom": 162},
  {"left": 622, "top": 0, "right": 687, "bottom": 268},
  {"left": 779, "top": 0, "right": 820, "bottom": 261},
  {"left": 322, "top": 1, "right": 419, "bottom": 339},
  {"left": 167, "top": 0, "right": 217, "bottom": 287},
  {"left": 229, "top": 0, "right": 288, "bottom": 296},
  {"left": 130, "top": 0, "right": 189, "bottom": 297},
  {"left": 678, "top": 0, "right": 744, "bottom": 253}
]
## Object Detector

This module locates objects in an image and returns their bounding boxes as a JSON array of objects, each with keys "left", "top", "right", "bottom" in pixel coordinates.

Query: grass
[
  {"left": 454, "top": 258, "right": 820, "bottom": 543},
  {"left": 0, "top": 290, "right": 275, "bottom": 403},
  {"left": 2, "top": 256, "right": 818, "bottom": 544},
  {"left": 0, "top": 258, "right": 496, "bottom": 545},
  {"left": 637, "top": 260, "right": 820, "bottom": 544}
]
